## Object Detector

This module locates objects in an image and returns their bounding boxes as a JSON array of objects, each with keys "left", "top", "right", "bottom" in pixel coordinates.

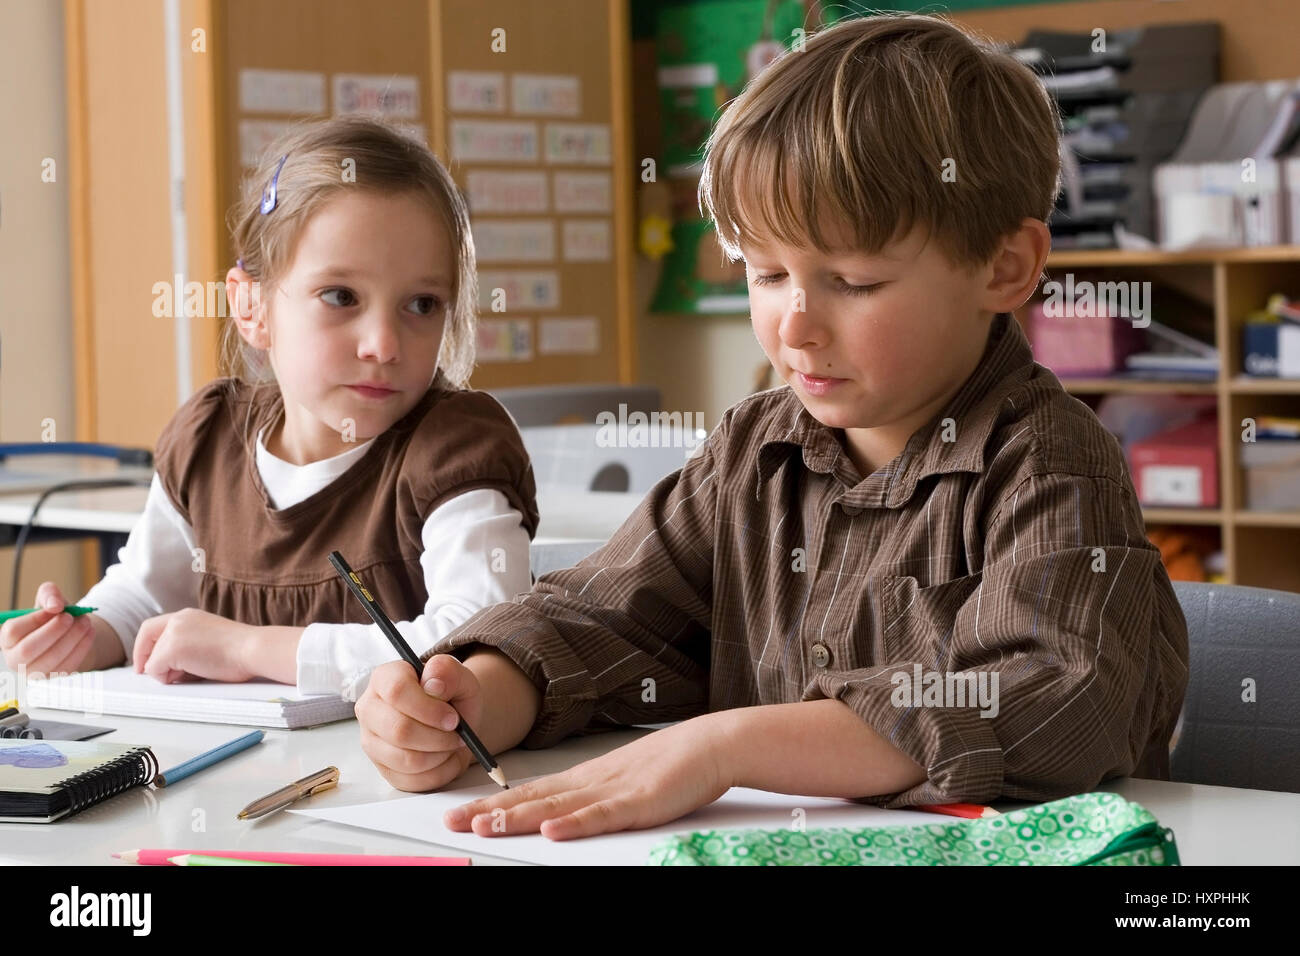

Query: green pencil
[
  {"left": 0, "top": 605, "right": 96, "bottom": 623},
  {"left": 167, "top": 854, "right": 297, "bottom": 867}
]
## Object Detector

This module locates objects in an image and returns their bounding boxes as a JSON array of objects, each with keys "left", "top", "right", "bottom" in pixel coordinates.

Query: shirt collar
[{"left": 754, "top": 312, "right": 1035, "bottom": 508}]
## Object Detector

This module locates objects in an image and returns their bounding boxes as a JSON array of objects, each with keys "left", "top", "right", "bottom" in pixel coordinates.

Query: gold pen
[{"left": 237, "top": 767, "right": 339, "bottom": 820}]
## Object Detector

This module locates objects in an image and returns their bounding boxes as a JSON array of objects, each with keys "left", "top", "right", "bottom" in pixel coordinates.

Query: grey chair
[
  {"left": 520, "top": 423, "right": 704, "bottom": 493},
  {"left": 487, "top": 384, "right": 661, "bottom": 427},
  {"left": 1169, "top": 581, "right": 1300, "bottom": 793},
  {"left": 529, "top": 539, "right": 606, "bottom": 580}
]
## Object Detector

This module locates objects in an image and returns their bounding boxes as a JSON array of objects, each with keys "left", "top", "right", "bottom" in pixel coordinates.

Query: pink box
[
  {"left": 1129, "top": 418, "right": 1219, "bottom": 508},
  {"left": 1025, "top": 301, "right": 1145, "bottom": 376}
]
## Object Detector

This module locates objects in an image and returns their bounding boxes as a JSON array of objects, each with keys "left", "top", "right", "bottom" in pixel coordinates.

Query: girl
[{"left": 1, "top": 117, "right": 538, "bottom": 700}]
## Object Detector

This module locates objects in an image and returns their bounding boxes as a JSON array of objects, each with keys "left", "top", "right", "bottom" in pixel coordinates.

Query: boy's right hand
[
  {"left": 0, "top": 582, "right": 96, "bottom": 675},
  {"left": 356, "top": 655, "right": 483, "bottom": 792}
]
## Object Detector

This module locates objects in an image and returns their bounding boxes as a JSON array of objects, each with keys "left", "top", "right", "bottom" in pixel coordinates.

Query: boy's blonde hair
[
  {"left": 222, "top": 116, "right": 476, "bottom": 388},
  {"left": 699, "top": 13, "right": 1062, "bottom": 270}
]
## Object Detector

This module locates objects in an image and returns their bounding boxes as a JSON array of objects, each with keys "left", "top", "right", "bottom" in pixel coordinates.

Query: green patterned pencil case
[{"left": 647, "top": 791, "right": 1180, "bottom": 866}]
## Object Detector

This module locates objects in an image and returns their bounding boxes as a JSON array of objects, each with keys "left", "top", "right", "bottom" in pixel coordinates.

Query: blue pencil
[{"left": 155, "top": 730, "right": 265, "bottom": 787}]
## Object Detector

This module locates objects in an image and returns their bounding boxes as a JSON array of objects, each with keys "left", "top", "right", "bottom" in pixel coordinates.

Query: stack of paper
[{"left": 27, "top": 667, "right": 353, "bottom": 729}]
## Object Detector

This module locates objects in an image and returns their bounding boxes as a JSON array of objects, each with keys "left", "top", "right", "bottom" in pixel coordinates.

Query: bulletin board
[
  {"left": 212, "top": 0, "right": 633, "bottom": 391},
  {"left": 432, "top": 0, "right": 634, "bottom": 389},
  {"left": 214, "top": 0, "right": 434, "bottom": 366}
]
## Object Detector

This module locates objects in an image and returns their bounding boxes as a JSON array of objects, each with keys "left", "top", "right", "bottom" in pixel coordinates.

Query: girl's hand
[
  {"left": 356, "top": 655, "right": 484, "bottom": 792},
  {"left": 443, "top": 715, "right": 733, "bottom": 841},
  {"left": 133, "top": 608, "right": 257, "bottom": 683},
  {"left": 0, "top": 582, "right": 96, "bottom": 675}
]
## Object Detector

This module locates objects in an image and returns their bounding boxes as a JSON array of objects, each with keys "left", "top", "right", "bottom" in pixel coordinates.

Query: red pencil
[{"left": 916, "top": 803, "right": 1000, "bottom": 819}]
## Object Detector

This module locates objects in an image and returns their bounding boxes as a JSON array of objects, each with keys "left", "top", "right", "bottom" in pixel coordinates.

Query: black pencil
[{"left": 328, "top": 550, "right": 508, "bottom": 789}]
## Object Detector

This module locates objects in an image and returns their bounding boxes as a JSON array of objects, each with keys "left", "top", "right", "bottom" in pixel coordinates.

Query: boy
[{"left": 355, "top": 13, "right": 1188, "bottom": 841}]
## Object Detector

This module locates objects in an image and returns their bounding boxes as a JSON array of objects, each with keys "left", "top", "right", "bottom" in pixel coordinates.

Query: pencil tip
[{"left": 488, "top": 766, "right": 508, "bottom": 789}]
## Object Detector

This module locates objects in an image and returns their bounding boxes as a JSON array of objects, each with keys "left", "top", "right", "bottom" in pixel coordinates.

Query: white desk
[
  {"left": 0, "top": 478, "right": 643, "bottom": 579},
  {"left": 3, "top": 705, "right": 1297, "bottom": 866},
  {"left": 0, "top": 481, "right": 641, "bottom": 541}
]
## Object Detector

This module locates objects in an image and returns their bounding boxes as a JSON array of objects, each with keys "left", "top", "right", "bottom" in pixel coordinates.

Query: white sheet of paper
[{"left": 292, "top": 777, "right": 939, "bottom": 865}]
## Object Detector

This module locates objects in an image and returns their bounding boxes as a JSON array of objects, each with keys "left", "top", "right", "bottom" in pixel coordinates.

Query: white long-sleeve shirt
[{"left": 79, "top": 427, "right": 532, "bottom": 700}]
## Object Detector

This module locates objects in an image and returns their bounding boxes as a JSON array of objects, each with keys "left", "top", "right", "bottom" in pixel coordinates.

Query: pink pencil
[
  {"left": 113, "top": 848, "right": 470, "bottom": 866},
  {"left": 915, "top": 802, "right": 1000, "bottom": 820}
]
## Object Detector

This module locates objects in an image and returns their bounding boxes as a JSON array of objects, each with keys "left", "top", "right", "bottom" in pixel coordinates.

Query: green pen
[{"left": 0, "top": 605, "right": 96, "bottom": 623}]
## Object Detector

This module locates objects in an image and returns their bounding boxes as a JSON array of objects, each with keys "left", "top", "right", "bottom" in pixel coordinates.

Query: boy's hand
[
  {"left": 356, "top": 655, "right": 482, "bottom": 792},
  {"left": 0, "top": 582, "right": 96, "bottom": 675},
  {"left": 133, "top": 608, "right": 257, "bottom": 683},
  {"left": 443, "top": 715, "right": 732, "bottom": 841}
]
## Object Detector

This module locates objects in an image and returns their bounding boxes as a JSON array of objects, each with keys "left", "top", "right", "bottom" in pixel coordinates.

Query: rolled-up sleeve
[
  {"left": 804, "top": 472, "right": 1188, "bottom": 808},
  {"left": 426, "top": 430, "right": 724, "bottom": 749}
]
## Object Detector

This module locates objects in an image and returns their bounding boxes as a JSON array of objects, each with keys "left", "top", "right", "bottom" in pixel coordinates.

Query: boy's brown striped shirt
[{"left": 430, "top": 313, "right": 1189, "bottom": 807}]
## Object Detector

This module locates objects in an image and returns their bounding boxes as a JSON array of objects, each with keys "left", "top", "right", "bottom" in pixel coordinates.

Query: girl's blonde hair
[{"left": 221, "top": 116, "right": 477, "bottom": 388}]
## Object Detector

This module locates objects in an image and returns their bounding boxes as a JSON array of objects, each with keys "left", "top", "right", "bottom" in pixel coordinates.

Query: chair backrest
[
  {"left": 1170, "top": 580, "right": 1300, "bottom": 793},
  {"left": 520, "top": 423, "right": 702, "bottom": 493},
  {"left": 529, "top": 539, "right": 607, "bottom": 579},
  {"left": 487, "top": 384, "right": 661, "bottom": 427}
]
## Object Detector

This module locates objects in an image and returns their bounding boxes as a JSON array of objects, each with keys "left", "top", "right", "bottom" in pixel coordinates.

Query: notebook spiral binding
[{"left": 54, "top": 746, "right": 159, "bottom": 814}]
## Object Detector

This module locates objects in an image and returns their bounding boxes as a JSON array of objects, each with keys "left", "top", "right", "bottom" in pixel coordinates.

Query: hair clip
[
  {"left": 236, "top": 257, "right": 245, "bottom": 270},
  {"left": 260, "top": 153, "right": 289, "bottom": 214}
]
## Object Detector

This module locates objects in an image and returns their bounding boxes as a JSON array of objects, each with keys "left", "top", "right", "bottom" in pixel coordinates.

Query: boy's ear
[
  {"left": 979, "top": 218, "right": 1051, "bottom": 314},
  {"left": 226, "top": 266, "right": 270, "bottom": 350}
]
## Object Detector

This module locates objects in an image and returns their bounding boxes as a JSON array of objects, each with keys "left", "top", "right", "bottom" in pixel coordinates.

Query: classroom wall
[
  {"left": 0, "top": 0, "right": 84, "bottom": 601},
  {"left": 633, "top": 0, "right": 1300, "bottom": 429},
  {"left": 635, "top": 259, "right": 766, "bottom": 430}
]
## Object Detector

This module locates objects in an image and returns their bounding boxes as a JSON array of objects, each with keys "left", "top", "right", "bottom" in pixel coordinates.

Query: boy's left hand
[
  {"left": 443, "top": 715, "right": 733, "bottom": 841},
  {"left": 133, "top": 608, "right": 256, "bottom": 684}
]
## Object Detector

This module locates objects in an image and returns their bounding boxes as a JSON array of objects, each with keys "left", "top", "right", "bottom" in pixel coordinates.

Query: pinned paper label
[
  {"left": 448, "top": 71, "right": 506, "bottom": 113},
  {"left": 553, "top": 172, "right": 612, "bottom": 213},
  {"left": 466, "top": 170, "right": 549, "bottom": 213},
  {"left": 511, "top": 74, "right": 580, "bottom": 116},
  {"left": 539, "top": 317, "right": 600, "bottom": 355},
  {"left": 473, "top": 220, "right": 556, "bottom": 263},
  {"left": 239, "top": 69, "right": 325, "bottom": 114},
  {"left": 478, "top": 271, "right": 559, "bottom": 311},
  {"left": 562, "top": 220, "right": 611, "bottom": 261},
  {"left": 452, "top": 120, "right": 539, "bottom": 162},
  {"left": 544, "top": 123, "right": 611, "bottom": 165},
  {"left": 477, "top": 318, "right": 534, "bottom": 362},
  {"left": 333, "top": 74, "right": 420, "bottom": 119}
]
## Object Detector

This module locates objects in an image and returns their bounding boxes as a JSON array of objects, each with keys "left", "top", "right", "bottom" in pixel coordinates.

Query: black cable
[{"left": 8, "top": 477, "right": 153, "bottom": 610}]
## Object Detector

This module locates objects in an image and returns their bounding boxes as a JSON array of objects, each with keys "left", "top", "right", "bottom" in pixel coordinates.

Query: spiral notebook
[{"left": 0, "top": 739, "right": 158, "bottom": 823}]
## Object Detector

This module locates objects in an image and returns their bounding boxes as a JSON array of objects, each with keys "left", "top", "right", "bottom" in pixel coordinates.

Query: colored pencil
[
  {"left": 169, "top": 854, "right": 294, "bottom": 866},
  {"left": 114, "top": 848, "right": 471, "bottom": 866},
  {"left": 916, "top": 802, "right": 1000, "bottom": 819},
  {"left": 154, "top": 730, "right": 265, "bottom": 787}
]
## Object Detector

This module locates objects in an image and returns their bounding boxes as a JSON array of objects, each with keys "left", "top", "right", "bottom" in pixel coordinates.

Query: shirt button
[
  {"left": 811, "top": 642, "right": 832, "bottom": 668},
  {"left": 840, "top": 502, "right": 861, "bottom": 516}
]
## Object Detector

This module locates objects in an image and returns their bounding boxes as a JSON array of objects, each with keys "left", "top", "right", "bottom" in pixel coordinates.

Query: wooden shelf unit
[{"left": 1038, "top": 247, "right": 1300, "bottom": 592}]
